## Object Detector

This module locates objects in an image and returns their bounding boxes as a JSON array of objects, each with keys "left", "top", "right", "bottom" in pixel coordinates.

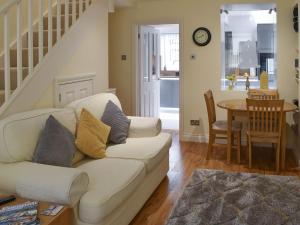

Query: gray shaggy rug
[{"left": 166, "top": 169, "right": 300, "bottom": 225}]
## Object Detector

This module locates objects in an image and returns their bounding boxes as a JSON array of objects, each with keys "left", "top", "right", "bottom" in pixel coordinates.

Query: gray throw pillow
[
  {"left": 101, "top": 100, "right": 131, "bottom": 144},
  {"left": 33, "top": 115, "right": 76, "bottom": 167}
]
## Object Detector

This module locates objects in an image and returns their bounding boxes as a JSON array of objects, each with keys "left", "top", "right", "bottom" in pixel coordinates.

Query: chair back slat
[
  {"left": 266, "top": 108, "right": 269, "bottom": 131},
  {"left": 246, "top": 99, "right": 284, "bottom": 135},
  {"left": 248, "top": 89, "right": 279, "bottom": 100},
  {"left": 204, "top": 90, "right": 216, "bottom": 128}
]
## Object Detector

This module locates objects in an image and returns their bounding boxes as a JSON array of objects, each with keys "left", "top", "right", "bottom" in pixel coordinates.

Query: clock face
[{"left": 193, "top": 27, "right": 211, "bottom": 46}]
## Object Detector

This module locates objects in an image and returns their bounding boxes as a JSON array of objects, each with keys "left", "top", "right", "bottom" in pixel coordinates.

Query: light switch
[{"left": 121, "top": 55, "right": 127, "bottom": 61}]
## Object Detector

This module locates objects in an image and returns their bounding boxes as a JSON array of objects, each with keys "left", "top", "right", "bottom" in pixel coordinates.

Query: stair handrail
[{"left": 0, "top": 0, "right": 21, "bottom": 15}]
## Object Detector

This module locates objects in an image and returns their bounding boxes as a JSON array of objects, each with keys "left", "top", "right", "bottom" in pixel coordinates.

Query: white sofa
[{"left": 0, "top": 93, "right": 172, "bottom": 225}]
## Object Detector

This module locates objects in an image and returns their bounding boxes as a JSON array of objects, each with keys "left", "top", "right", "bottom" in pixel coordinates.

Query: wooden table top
[
  {"left": 0, "top": 196, "right": 72, "bottom": 225},
  {"left": 217, "top": 99, "right": 298, "bottom": 112}
]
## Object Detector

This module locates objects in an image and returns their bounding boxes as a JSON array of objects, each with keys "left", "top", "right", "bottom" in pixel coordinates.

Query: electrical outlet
[{"left": 190, "top": 120, "right": 200, "bottom": 126}]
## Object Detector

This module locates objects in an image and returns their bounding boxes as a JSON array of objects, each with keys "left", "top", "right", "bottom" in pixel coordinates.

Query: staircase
[{"left": 0, "top": 0, "right": 94, "bottom": 107}]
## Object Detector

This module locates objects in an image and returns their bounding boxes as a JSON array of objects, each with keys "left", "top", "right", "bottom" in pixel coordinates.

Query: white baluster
[
  {"left": 28, "top": 0, "right": 33, "bottom": 76},
  {"left": 48, "top": 0, "right": 53, "bottom": 50},
  {"left": 108, "top": 0, "right": 115, "bottom": 13},
  {"left": 79, "top": 0, "right": 83, "bottom": 15},
  {"left": 64, "top": 0, "right": 69, "bottom": 31},
  {"left": 39, "top": 0, "right": 44, "bottom": 62},
  {"left": 57, "top": 0, "right": 61, "bottom": 40},
  {"left": 4, "top": 11, "right": 11, "bottom": 101},
  {"left": 72, "top": 0, "right": 76, "bottom": 25},
  {"left": 16, "top": 0, "right": 22, "bottom": 88}
]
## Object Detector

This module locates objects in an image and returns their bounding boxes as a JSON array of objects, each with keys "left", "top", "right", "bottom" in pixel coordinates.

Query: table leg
[
  {"left": 281, "top": 112, "right": 287, "bottom": 170},
  {"left": 227, "top": 109, "right": 233, "bottom": 164}
]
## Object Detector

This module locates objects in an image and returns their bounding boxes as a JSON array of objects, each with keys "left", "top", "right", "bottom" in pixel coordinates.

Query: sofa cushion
[
  {"left": 67, "top": 93, "right": 122, "bottom": 120},
  {"left": 33, "top": 115, "right": 76, "bottom": 167},
  {"left": 101, "top": 100, "right": 131, "bottom": 144},
  {"left": 77, "top": 158, "right": 145, "bottom": 224},
  {"left": 127, "top": 116, "right": 161, "bottom": 138},
  {"left": 75, "top": 109, "right": 111, "bottom": 159},
  {"left": 106, "top": 133, "right": 172, "bottom": 172},
  {"left": 0, "top": 108, "right": 76, "bottom": 163}
]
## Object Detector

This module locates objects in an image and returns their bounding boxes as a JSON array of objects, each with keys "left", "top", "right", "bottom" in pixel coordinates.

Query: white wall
[
  {"left": 152, "top": 24, "right": 179, "bottom": 34},
  {"left": 0, "top": 0, "right": 109, "bottom": 117},
  {"left": 109, "top": 0, "right": 298, "bottom": 141}
]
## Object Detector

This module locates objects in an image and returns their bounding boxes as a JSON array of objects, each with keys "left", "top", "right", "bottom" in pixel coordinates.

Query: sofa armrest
[
  {"left": 127, "top": 116, "right": 161, "bottom": 138},
  {"left": 0, "top": 162, "right": 89, "bottom": 206}
]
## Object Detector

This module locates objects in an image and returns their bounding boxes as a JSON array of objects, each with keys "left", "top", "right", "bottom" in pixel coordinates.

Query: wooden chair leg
[
  {"left": 272, "top": 143, "right": 275, "bottom": 150},
  {"left": 237, "top": 132, "right": 241, "bottom": 164},
  {"left": 276, "top": 143, "right": 280, "bottom": 173},
  {"left": 231, "top": 134, "right": 234, "bottom": 146},
  {"left": 248, "top": 137, "right": 252, "bottom": 169},
  {"left": 207, "top": 133, "right": 215, "bottom": 160},
  {"left": 246, "top": 135, "right": 249, "bottom": 151}
]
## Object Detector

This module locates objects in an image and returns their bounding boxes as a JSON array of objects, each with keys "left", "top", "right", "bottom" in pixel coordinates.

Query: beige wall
[
  {"left": 34, "top": 0, "right": 109, "bottom": 108},
  {"left": 0, "top": 0, "right": 109, "bottom": 117},
  {"left": 109, "top": 0, "right": 298, "bottom": 139}
]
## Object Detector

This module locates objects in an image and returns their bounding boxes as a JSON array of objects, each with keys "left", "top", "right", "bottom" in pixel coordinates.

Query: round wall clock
[{"left": 192, "top": 27, "right": 211, "bottom": 46}]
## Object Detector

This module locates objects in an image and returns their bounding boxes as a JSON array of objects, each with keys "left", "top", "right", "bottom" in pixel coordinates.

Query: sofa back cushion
[
  {"left": 67, "top": 93, "right": 122, "bottom": 119},
  {"left": 0, "top": 108, "right": 76, "bottom": 163}
]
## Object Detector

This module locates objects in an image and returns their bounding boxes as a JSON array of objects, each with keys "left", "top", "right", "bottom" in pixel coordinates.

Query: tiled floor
[{"left": 159, "top": 107, "right": 179, "bottom": 130}]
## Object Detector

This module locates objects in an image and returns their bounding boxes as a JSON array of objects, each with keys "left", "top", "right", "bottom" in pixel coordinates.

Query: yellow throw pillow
[{"left": 75, "top": 108, "right": 111, "bottom": 159}]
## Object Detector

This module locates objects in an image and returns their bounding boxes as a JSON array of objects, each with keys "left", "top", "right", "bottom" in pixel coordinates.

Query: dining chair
[
  {"left": 247, "top": 89, "right": 279, "bottom": 100},
  {"left": 246, "top": 98, "right": 284, "bottom": 172},
  {"left": 204, "top": 90, "right": 242, "bottom": 163},
  {"left": 248, "top": 89, "right": 280, "bottom": 151}
]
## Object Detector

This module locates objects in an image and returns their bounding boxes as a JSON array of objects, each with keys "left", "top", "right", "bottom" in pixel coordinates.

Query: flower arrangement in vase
[{"left": 226, "top": 74, "right": 237, "bottom": 90}]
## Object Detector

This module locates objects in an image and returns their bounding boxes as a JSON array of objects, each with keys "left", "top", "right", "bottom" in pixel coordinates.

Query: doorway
[{"left": 137, "top": 24, "right": 180, "bottom": 131}]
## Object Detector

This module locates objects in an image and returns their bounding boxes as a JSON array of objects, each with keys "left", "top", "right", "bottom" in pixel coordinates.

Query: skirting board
[
  {"left": 181, "top": 132, "right": 247, "bottom": 145},
  {"left": 181, "top": 133, "right": 208, "bottom": 143}
]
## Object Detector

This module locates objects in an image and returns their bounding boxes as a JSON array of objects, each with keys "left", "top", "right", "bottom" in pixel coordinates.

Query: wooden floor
[{"left": 130, "top": 131, "right": 300, "bottom": 225}]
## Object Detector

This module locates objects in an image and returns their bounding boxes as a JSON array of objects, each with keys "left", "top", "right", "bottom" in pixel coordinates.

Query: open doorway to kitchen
[
  {"left": 157, "top": 24, "right": 180, "bottom": 130},
  {"left": 137, "top": 24, "right": 180, "bottom": 131}
]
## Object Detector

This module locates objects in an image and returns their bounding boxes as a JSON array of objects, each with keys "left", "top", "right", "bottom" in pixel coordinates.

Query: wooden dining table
[{"left": 217, "top": 99, "right": 297, "bottom": 169}]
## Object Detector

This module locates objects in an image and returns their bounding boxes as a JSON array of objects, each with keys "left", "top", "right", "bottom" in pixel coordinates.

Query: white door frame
[{"left": 132, "top": 21, "right": 184, "bottom": 139}]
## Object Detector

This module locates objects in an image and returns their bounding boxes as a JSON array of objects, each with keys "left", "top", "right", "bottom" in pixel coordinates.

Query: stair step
[
  {"left": 43, "top": 15, "right": 73, "bottom": 30},
  {"left": 0, "top": 68, "right": 29, "bottom": 90},
  {"left": 0, "top": 89, "right": 16, "bottom": 106},
  {"left": 69, "top": 0, "right": 90, "bottom": 2},
  {"left": 33, "top": 31, "right": 53, "bottom": 47},
  {"left": 10, "top": 47, "right": 48, "bottom": 67},
  {"left": 22, "top": 30, "right": 64, "bottom": 48},
  {"left": 33, "top": 30, "right": 64, "bottom": 47},
  {"left": 53, "top": 2, "right": 88, "bottom": 15}
]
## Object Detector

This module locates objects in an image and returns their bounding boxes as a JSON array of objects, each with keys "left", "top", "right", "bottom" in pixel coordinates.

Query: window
[
  {"left": 220, "top": 4, "right": 277, "bottom": 91},
  {"left": 160, "top": 34, "right": 180, "bottom": 74}
]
